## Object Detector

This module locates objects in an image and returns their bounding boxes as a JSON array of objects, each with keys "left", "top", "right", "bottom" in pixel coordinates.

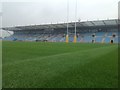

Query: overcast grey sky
[{"left": 1, "top": 0, "right": 119, "bottom": 27}]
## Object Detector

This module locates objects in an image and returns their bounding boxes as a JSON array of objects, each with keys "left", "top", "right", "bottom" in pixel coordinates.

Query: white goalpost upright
[
  {"left": 73, "top": 0, "right": 77, "bottom": 43},
  {"left": 66, "top": 0, "right": 69, "bottom": 43}
]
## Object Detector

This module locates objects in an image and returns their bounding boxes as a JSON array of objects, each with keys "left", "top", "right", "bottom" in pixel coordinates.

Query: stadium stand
[{"left": 2, "top": 19, "right": 119, "bottom": 43}]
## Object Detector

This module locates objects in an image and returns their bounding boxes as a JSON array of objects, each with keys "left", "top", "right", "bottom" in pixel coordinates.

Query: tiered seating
[
  {"left": 104, "top": 37, "right": 111, "bottom": 43},
  {"left": 82, "top": 33, "right": 92, "bottom": 42},
  {"left": 95, "top": 32, "right": 105, "bottom": 43},
  {"left": 69, "top": 35, "right": 74, "bottom": 42},
  {"left": 3, "top": 35, "right": 15, "bottom": 41},
  {"left": 77, "top": 37, "right": 81, "bottom": 42},
  {"left": 95, "top": 37, "right": 103, "bottom": 42},
  {"left": 114, "top": 38, "right": 118, "bottom": 43},
  {"left": 2, "top": 31, "right": 119, "bottom": 43},
  {"left": 107, "top": 32, "right": 113, "bottom": 36}
]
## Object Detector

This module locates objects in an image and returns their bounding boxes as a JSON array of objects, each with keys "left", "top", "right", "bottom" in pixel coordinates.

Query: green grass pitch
[{"left": 2, "top": 41, "right": 118, "bottom": 88}]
